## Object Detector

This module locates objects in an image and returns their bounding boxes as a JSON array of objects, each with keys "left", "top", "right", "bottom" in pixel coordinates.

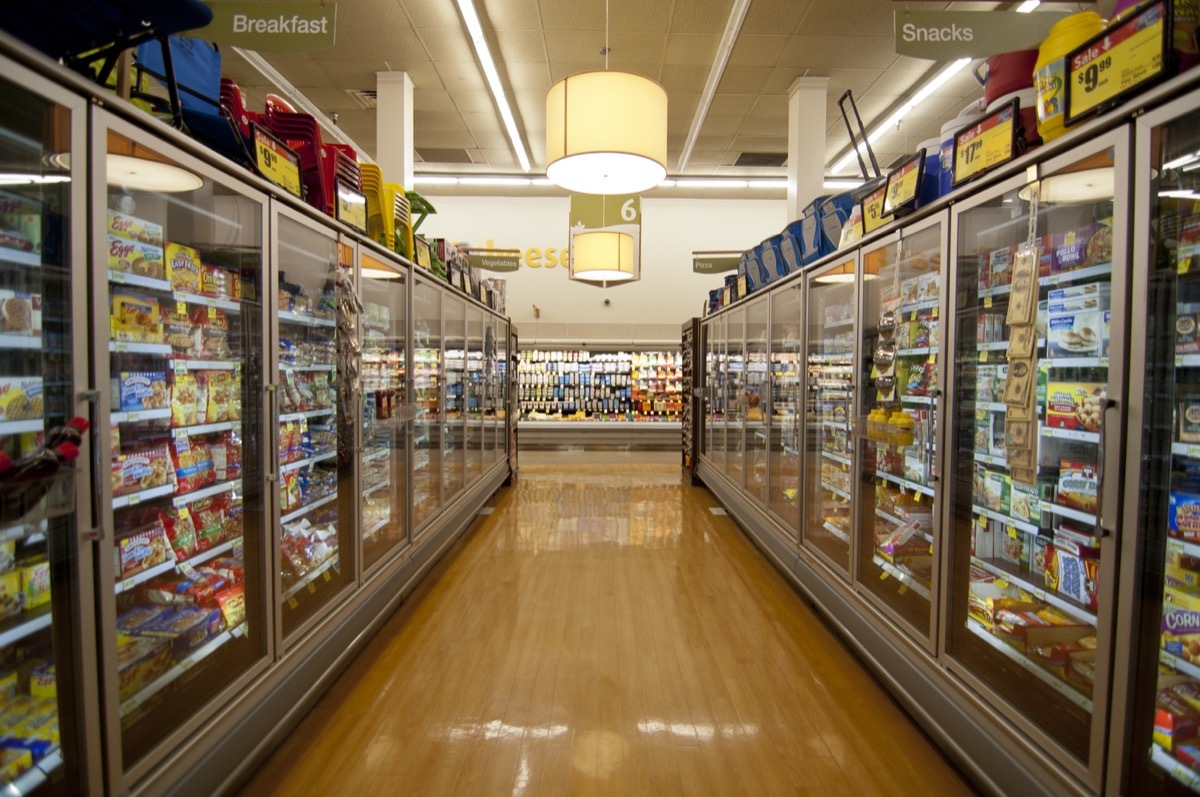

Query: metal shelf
[
  {"left": 979, "top": 284, "right": 1012, "bottom": 299},
  {"left": 972, "top": 504, "right": 1038, "bottom": 535},
  {"left": 1040, "top": 261, "right": 1112, "bottom": 287},
  {"left": 1160, "top": 649, "right": 1200, "bottom": 681},
  {"left": 119, "top": 624, "right": 245, "bottom": 718},
  {"left": 821, "top": 450, "right": 851, "bottom": 466},
  {"left": 279, "top": 451, "right": 337, "bottom": 474},
  {"left": 1167, "top": 537, "right": 1200, "bottom": 560},
  {"left": 0, "top": 334, "right": 41, "bottom": 350},
  {"left": 1043, "top": 356, "right": 1108, "bottom": 369},
  {"left": 898, "top": 347, "right": 937, "bottom": 357},
  {"left": 0, "top": 248, "right": 40, "bottom": 268},
  {"left": 976, "top": 341, "right": 1009, "bottom": 352},
  {"left": 821, "top": 521, "right": 850, "bottom": 545},
  {"left": 978, "top": 402, "right": 1008, "bottom": 413},
  {"left": 1041, "top": 427, "right": 1100, "bottom": 444},
  {"left": 279, "top": 408, "right": 335, "bottom": 423},
  {"left": 899, "top": 298, "right": 939, "bottom": 313},
  {"left": 114, "top": 558, "right": 177, "bottom": 594},
  {"left": 278, "top": 311, "right": 335, "bottom": 328},
  {"left": 108, "top": 269, "right": 169, "bottom": 291},
  {"left": 1172, "top": 442, "right": 1200, "bottom": 461},
  {"left": 875, "top": 471, "right": 935, "bottom": 498},
  {"left": 111, "top": 408, "right": 171, "bottom": 424},
  {"left": 901, "top": 394, "right": 934, "bottom": 405},
  {"left": 0, "top": 419, "right": 44, "bottom": 435},
  {"left": 112, "top": 483, "right": 175, "bottom": 509},
  {"left": 873, "top": 555, "right": 932, "bottom": 600},
  {"left": 282, "top": 554, "right": 340, "bottom": 602},
  {"left": 1151, "top": 743, "right": 1200, "bottom": 790},
  {"left": 821, "top": 482, "right": 851, "bottom": 502},
  {"left": 1039, "top": 501, "right": 1097, "bottom": 527},
  {"left": 0, "top": 604, "right": 52, "bottom": 649},
  {"left": 5, "top": 746, "right": 62, "bottom": 796},
  {"left": 281, "top": 491, "right": 337, "bottom": 525},
  {"left": 173, "top": 420, "right": 239, "bottom": 437},
  {"left": 109, "top": 341, "right": 172, "bottom": 356},
  {"left": 174, "top": 291, "right": 241, "bottom": 313},
  {"left": 279, "top": 363, "right": 336, "bottom": 373},
  {"left": 179, "top": 360, "right": 241, "bottom": 371},
  {"left": 172, "top": 479, "right": 240, "bottom": 510},
  {"left": 975, "top": 452, "right": 1008, "bottom": 468},
  {"left": 965, "top": 618, "right": 1093, "bottom": 712},
  {"left": 972, "top": 557, "right": 1097, "bottom": 625},
  {"left": 363, "top": 518, "right": 389, "bottom": 539}
]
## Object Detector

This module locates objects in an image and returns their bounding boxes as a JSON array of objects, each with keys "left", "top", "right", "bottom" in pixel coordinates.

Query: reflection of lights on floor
[
  {"left": 445, "top": 719, "right": 570, "bottom": 742},
  {"left": 512, "top": 752, "right": 533, "bottom": 795},
  {"left": 572, "top": 730, "right": 629, "bottom": 779},
  {"left": 636, "top": 719, "right": 759, "bottom": 742}
]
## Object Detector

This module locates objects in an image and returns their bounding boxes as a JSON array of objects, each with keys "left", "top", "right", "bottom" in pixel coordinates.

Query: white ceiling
[{"left": 220, "top": 0, "right": 1110, "bottom": 196}]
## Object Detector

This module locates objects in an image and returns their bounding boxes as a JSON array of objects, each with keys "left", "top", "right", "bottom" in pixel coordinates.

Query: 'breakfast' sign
[{"left": 201, "top": 2, "right": 337, "bottom": 51}]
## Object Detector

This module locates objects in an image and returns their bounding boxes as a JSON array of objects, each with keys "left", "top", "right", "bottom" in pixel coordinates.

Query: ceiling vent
[
  {"left": 734, "top": 152, "right": 788, "bottom": 168},
  {"left": 417, "top": 148, "right": 475, "bottom": 164},
  {"left": 346, "top": 89, "right": 377, "bottom": 109}
]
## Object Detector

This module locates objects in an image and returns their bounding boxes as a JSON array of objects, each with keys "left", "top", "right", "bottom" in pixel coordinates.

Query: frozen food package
[
  {"left": 118, "top": 372, "right": 168, "bottom": 412},
  {"left": 114, "top": 444, "right": 176, "bottom": 497},
  {"left": 107, "top": 236, "right": 165, "bottom": 281},
  {"left": 0, "top": 378, "right": 43, "bottom": 422},
  {"left": 192, "top": 306, "right": 231, "bottom": 359},
  {"left": 107, "top": 209, "right": 164, "bottom": 246},
  {"left": 170, "top": 371, "right": 203, "bottom": 427},
  {"left": 161, "top": 304, "right": 200, "bottom": 358},
  {"left": 165, "top": 242, "right": 202, "bottom": 294},
  {"left": 0, "top": 291, "right": 40, "bottom": 335},
  {"left": 110, "top": 290, "right": 163, "bottom": 343},
  {"left": 115, "top": 519, "right": 175, "bottom": 579}
]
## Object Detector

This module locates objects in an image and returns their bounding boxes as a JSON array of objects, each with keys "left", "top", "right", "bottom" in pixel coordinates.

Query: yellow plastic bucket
[{"left": 1033, "top": 11, "right": 1106, "bottom": 142}]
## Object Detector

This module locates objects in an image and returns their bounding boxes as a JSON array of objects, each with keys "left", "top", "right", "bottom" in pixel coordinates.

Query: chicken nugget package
[
  {"left": 190, "top": 496, "right": 227, "bottom": 551},
  {"left": 119, "top": 372, "right": 168, "bottom": 413},
  {"left": 169, "top": 371, "right": 205, "bottom": 427},
  {"left": 165, "top": 242, "right": 202, "bottom": 294},
  {"left": 202, "top": 370, "right": 240, "bottom": 423},
  {"left": 161, "top": 304, "right": 199, "bottom": 358},
  {"left": 191, "top": 306, "right": 231, "bottom": 360},
  {"left": 213, "top": 583, "right": 245, "bottom": 628},
  {"left": 169, "top": 439, "right": 215, "bottom": 495},
  {"left": 209, "top": 431, "right": 242, "bottom": 482},
  {"left": 115, "top": 444, "right": 176, "bottom": 497},
  {"left": 156, "top": 506, "right": 198, "bottom": 562}
]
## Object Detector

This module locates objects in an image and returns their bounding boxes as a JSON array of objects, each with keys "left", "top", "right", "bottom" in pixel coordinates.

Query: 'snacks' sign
[
  {"left": 201, "top": 3, "right": 337, "bottom": 51},
  {"left": 895, "top": 10, "right": 1066, "bottom": 60}
]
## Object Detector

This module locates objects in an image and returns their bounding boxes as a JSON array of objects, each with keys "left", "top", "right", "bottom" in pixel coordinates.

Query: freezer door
[
  {"left": 412, "top": 281, "right": 443, "bottom": 530},
  {"left": 768, "top": 284, "right": 803, "bottom": 538},
  {"left": 744, "top": 297, "right": 769, "bottom": 504}
]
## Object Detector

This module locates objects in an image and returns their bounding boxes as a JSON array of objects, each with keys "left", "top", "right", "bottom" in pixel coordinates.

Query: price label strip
[
  {"left": 250, "top": 123, "right": 303, "bottom": 199},
  {"left": 883, "top": 150, "right": 925, "bottom": 218},
  {"left": 335, "top": 179, "right": 368, "bottom": 235},
  {"left": 953, "top": 100, "right": 1018, "bottom": 187},
  {"left": 1065, "top": 0, "right": 1169, "bottom": 126},
  {"left": 860, "top": 183, "right": 893, "bottom": 235}
]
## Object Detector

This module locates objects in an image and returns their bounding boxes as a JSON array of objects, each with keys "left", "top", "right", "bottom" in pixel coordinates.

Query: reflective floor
[{"left": 238, "top": 462, "right": 975, "bottom": 795}]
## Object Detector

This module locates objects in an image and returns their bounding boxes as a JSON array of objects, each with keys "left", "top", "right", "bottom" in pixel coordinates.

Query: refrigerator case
[
  {"left": 768, "top": 284, "right": 803, "bottom": 536},
  {"left": 412, "top": 280, "right": 442, "bottom": 530},
  {"left": 945, "top": 134, "right": 1126, "bottom": 781},
  {"left": 744, "top": 297, "right": 769, "bottom": 503},
  {"left": 443, "top": 297, "right": 465, "bottom": 503},
  {"left": 273, "top": 209, "right": 350, "bottom": 639},
  {"left": 97, "top": 121, "right": 268, "bottom": 772},
  {"left": 1123, "top": 91, "right": 1200, "bottom": 794},
  {"left": 856, "top": 218, "right": 946, "bottom": 645},
  {"left": 0, "top": 69, "right": 91, "bottom": 795},
  {"left": 724, "top": 308, "right": 746, "bottom": 486},
  {"left": 359, "top": 250, "right": 408, "bottom": 571},
  {"left": 805, "top": 254, "right": 858, "bottom": 576}
]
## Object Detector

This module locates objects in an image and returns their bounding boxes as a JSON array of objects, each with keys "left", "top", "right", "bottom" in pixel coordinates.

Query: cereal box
[
  {"left": 1172, "top": 490, "right": 1200, "bottom": 540},
  {"left": 165, "top": 242, "right": 202, "bottom": 294},
  {"left": 1045, "top": 382, "right": 1106, "bottom": 432},
  {"left": 116, "top": 519, "right": 175, "bottom": 579},
  {"left": 106, "top": 210, "right": 163, "bottom": 246},
  {"left": 0, "top": 378, "right": 42, "bottom": 422},
  {"left": 109, "top": 291, "right": 163, "bottom": 343},
  {"left": 107, "top": 236, "right": 165, "bottom": 281},
  {"left": 0, "top": 291, "right": 40, "bottom": 336},
  {"left": 18, "top": 558, "right": 49, "bottom": 609},
  {"left": 118, "top": 372, "right": 168, "bottom": 413}
]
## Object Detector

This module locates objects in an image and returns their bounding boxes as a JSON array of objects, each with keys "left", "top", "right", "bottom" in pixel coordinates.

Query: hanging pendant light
[
  {"left": 570, "top": 230, "right": 636, "bottom": 282},
  {"left": 545, "top": 0, "right": 667, "bottom": 195}
]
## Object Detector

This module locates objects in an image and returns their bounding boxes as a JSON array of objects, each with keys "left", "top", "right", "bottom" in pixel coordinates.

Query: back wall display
[{"left": 418, "top": 196, "right": 786, "bottom": 344}]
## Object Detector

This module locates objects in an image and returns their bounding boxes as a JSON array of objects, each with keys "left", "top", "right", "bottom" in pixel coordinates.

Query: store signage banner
[
  {"left": 894, "top": 11, "right": 1066, "bottom": 60},
  {"left": 568, "top": 194, "right": 641, "bottom": 271},
  {"left": 468, "top": 249, "right": 522, "bottom": 272},
  {"left": 201, "top": 3, "right": 337, "bottom": 51},
  {"left": 692, "top": 253, "right": 740, "bottom": 274}
]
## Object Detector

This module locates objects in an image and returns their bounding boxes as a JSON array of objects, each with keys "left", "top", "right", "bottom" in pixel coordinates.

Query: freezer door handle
[{"left": 1097, "top": 397, "right": 1119, "bottom": 537}]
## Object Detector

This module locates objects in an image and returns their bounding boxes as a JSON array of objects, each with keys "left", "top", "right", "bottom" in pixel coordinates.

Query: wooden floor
[{"left": 237, "top": 462, "right": 976, "bottom": 796}]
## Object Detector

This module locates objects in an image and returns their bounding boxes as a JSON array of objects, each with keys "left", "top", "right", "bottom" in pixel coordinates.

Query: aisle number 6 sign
[{"left": 568, "top": 192, "right": 642, "bottom": 270}]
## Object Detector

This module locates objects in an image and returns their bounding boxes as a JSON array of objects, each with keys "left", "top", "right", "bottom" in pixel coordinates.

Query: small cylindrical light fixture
[
  {"left": 570, "top": 230, "right": 636, "bottom": 283},
  {"left": 546, "top": 71, "right": 668, "bottom": 195}
]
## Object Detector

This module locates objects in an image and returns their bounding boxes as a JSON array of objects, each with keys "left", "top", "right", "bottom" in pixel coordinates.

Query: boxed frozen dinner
[
  {"left": 1047, "top": 545, "right": 1099, "bottom": 610},
  {"left": 0, "top": 291, "right": 40, "bottom": 335},
  {"left": 0, "top": 378, "right": 42, "bottom": 422},
  {"left": 118, "top": 372, "right": 167, "bottom": 412},
  {"left": 1172, "top": 490, "right": 1200, "bottom": 540},
  {"left": 165, "top": 242, "right": 202, "bottom": 294},
  {"left": 116, "top": 633, "right": 172, "bottom": 700},
  {"left": 109, "top": 290, "right": 163, "bottom": 343},
  {"left": 1157, "top": 688, "right": 1200, "bottom": 752},
  {"left": 18, "top": 558, "right": 49, "bottom": 609},
  {"left": 116, "top": 519, "right": 175, "bottom": 579},
  {"left": 1164, "top": 607, "right": 1200, "bottom": 663},
  {"left": 106, "top": 209, "right": 163, "bottom": 246},
  {"left": 1047, "top": 311, "right": 1102, "bottom": 357},
  {"left": 1057, "top": 459, "right": 1099, "bottom": 513},
  {"left": 137, "top": 605, "right": 224, "bottom": 659},
  {"left": 107, "top": 236, "right": 165, "bottom": 281},
  {"left": 1045, "top": 382, "right": 1106, "bottom": 432}
]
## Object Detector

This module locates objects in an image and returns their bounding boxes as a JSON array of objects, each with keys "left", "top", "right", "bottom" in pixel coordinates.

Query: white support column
[
  {"left": 376, "top": 71, "right": 415, "bottom": 189},
  {"left": 787, "top": 76, "right": 829, "bottom": 221}
]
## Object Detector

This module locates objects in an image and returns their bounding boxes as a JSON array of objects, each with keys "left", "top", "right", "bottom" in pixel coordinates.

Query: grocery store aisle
[{"left": 237, "top": 462, "right": 975, "bottom": 796}]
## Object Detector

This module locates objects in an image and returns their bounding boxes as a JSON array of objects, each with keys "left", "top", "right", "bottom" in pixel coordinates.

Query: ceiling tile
[
  {"left": 415, "top": 111, "right": 468, "bottom": 131},
  {"left": 664, "top": 34, "right": 721, "bottom": 67},
  {"left": 669, "top": 0, "right": 730, "bottom": 34},
  {"left": 504, "top": 62, "right": 553, "bottom": 92},
  {"left": 541, "top": 1, "right": 604, "bottom": 31},
  {"left": 717, "top": 66, "right": 771, "bottom": 94},
  {"left": 606, "top": 30, "right": 669, "bottom": 67},
  {"left": 701, "top": 115, "right": 744, "bottom": 135},
  {"left": 731, "top": 135, "right": 788, "bottom": 151},
  {"left": 687, "top": 151, "right": 727, "bottom": 167},
  {"left": 743, "top": 0, "right": 813, "bottom": 35},
  {"left": 513, "top": 90, "right": 548, "bottom": 122},
  {"left": 800, "top": 0, "right": 945, "bottom": 37},
  {"left": 469, "top": 130, "right": 512, "bottom": 150},
  {"left": 548, "top": 62, "right": 605, "bottom": 82},
  {"left": 761, "top": 67, "right": 801, "bottom": 95},
  {"left": 495, "top": 30, "right": 550, "bottom": 63},
  {"left": 461, "top": 110, "right": 502, "bottom": 132},
  {"left": 328, "top": 60, "right": 443, "bottom": 92},
  {"left": 728, "top": 35, "right": 790, "bottom": 68},
  {"left": 751, "top": 95, "right": 789, "bottom": 117},
  {"left": 546, "top": 30, "right": 604, "bottom": 63},
  {"left": 435, "top": 61, "right": 488, "bottom": 92},
  {"left": 477, "top": 148, "right": 522, "bottom": 168},
  {"left": 449, "top": 89, "right": 502, "bottom": 114},
  {"left": 658, "top": 65, "right": 709, "bottom": 94},
  {"left": 777, "top": 36, "right": 897, "bottom": 70},
  {"left": 479, "top": 0, "right": 542, "bottom": 30},
  {"left": 418, "top": 26, "right": 475, "bottom": 61},
  {"left": 413, "top": 90, "right": 458, "bottom": 112},
  {"left": 400, "top": 0, "right": 464, "bottom": 29},
  {"left": 708, "top": 94, "right": 756, "bottom": 116},
  {"left": 695, "top": 134, "right": 732, "bottom": 151},
  {"left": 866, "top": 68, "right": 929, "bottom": 97},
  {"left": 610, "top": 0, "right": 673, "bottom": 32},
  {"left": 257, "top": 58, "right": 334, "bottom": 87},
  {"left": 291, "top": 87, "right": 365, "bottom": 113},
  {"left": 737, "top": 115, "right": 787, "bottom": 136},
  {"left": 414, "top": 129, "right": 479, "bottom": 148}
]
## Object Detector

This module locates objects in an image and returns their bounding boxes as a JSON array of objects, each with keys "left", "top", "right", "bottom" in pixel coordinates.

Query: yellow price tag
[
  {"left": 931, "top": 307, "right": 938, "bottom": 318},
  {"left": 252, "top": 125, "right": 303, "bottom": 198},
  {"left": 884, "top": 155, "right": 922, "bottom": 215},
  {"left": 737, "top": 274, "right": 747, "bottom": 297},
  {"left": 954, "top": 105, "right": 1016, "bottom": 185},
  {"left": 177, "top": 300, "right": 187, "bottom": 315},
  {"left": 898, "top": 584, "right": 908, "bottom": 596},
  {"left": 287, "top": 596, "right": 299, "bottom": 609},
  {"left": 979, "top": 350, "right": 988, "bottom": 363},
  {"left": 307, "top": 582, "right": 317, "bottom": 594},
  {"left": 336, "top": 182, "right": 368, "bottom": 235},
  {"left": 322, "top": 570, "right": 332, "bottom": 582},
  {"left": 983, "top": 296, "right": 993, "bottom": 308},
  {"left": 1066, "top": 1, "right": 1166, "bottom": 123},
  {"left": 880, "top": 570, "right": 890, "bottom": 580},
  {"left": 914, "top": 492, "right": 922, "bottom": 503},
  {"left": 861, "top": 185, "right": 893, "bottom": 235}
]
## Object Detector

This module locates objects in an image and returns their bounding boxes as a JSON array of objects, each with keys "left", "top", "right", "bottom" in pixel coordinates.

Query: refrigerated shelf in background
[
  {"left": 282, "top": 554, "right": 339, "bottom": 601},
  {"left": 899, "top": 298, "right": 939, "bottom": 313},
  {"left": 901, "top": 395, "right": 934, "bottom": 406},
  {"left": 965, "top": 618, "right": 1093, "bottom": 712},
  {"left": 978, "top": 402, "right": 1008, "bottom": 413},
  {"left": 973, "top": 504, "right": 1038, "bottom": 535},
  {"left": 278, "top": 311, "right": 336, "bottom": 328},
  {"left": 1151, "top": 742, "right": 1200, "bottom": 790},
  {"left": 279, "top": 363, "right": 336, "bottom": 373},
  {"left": 872, "top": 555, "right": 932, "bottom": 600},
  {"left": 119, "top": 624, "right": 246, "bottom": 718},
  {"left": 977, "top": 341, "right": 1010, "bottom": 352},
  {"left": 821, "top": 482, "right": 851, "bottom": 502},
  {"left": 112, "top": 483, "right": 175, "bottom": 509},
  {"left": 979, "top": 285, "right": 1012, "bottom": 299},
  {"left": 1043, "top": 356, "right": 1109, "bottom": 369},
  {"left": 898, "top": 347, "right": 937, "bottom": 357},
  {"left": 1040, "top": 262, "right": 1112, "bottom": 288},
  {"left": 0, "top": 419, "right": 44, "bottom": 436},
  {"left": 0, "top": 248, "right": 41, "bottom": 269},
  {"left": 109, "top": 341, "right": 172, "bottom": 356},
  {"left": 115, "top": 558, "right": 177, "bottom": 594},
  {"left": 975, "top": 452, "right": 1008, "bottom": 468},
  {"left": 363, "top": 518, "right": 388, "bottom": 539},
  {"left": 0, "top": 334, "right": 42, "bottom": 350},
  {"left": 281, "top": 491, "right": 337, "bottom": 525},
  {"left": 173, "top": 291, "right": 241, "bottom": 313},
  {"left": 172, "top": 420, "right": 239, "bottom": 437},
  {"left": 0, "top": 604, "right": 52, "bottom": 649},
  {"left": 876, "top": 471, "right": 935, "bottom": 497},
  {"left": 1168, "top": 537, "right": 1200, "bottom": 560},
  {"left": 6, "top": 746, "right": 62, "bottom": 797},
  {"left": 1039, "top": 501, "right": 1097, "bottom": 527},
  {"left": 172, "top": 479, "right": 240, "bottom": 510},
  {"left": 822, "top": 450, "right": 851, "bottom": 466},
  {"left": 822, "top": 521, "right": 850, "bottom": 545},
  {"left": 108, "top": 270, "right": 169, "bottom": 292},
  {"left": 279, "top": 451, "right": 337, "bottom": 474},
  {"left": 1041, "top": 427, "right": 1100, "bottom": 444},
  {"left": 0, "top": 520, "right": 47, "bottom": 544},
  {"left": 1171, "top": 442, "right": 1200, "bottom": 461},
  {"left": 111, "top": 408, "right": 171, "bottom": 424},
  {"left": 973, "top": 557, "right": 1097, "bottom": 625},
  {"left": 279, "top": 408, "right": 335, "bottom": 423},
  {"left": 1160, "top": 649, "right": 1200, "bottom": 681},
  {"left": 1178, "top": 354, "right": 1200, "bottom": 369},
  {"left": 362, "top": 447, "right": 390, "bottom": 464},
  {"left": 179, "top": 360, "right": 241, "bottom": 371},
  {"left": 874, "top": 508, "right": 934, "bottom": 542}
]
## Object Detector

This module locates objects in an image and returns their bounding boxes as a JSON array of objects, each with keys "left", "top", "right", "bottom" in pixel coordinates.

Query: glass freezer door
[
  {"left": 724, "top": 308, "right": 745, "bottom": 485},
  {"left": 101, "top": 127, "right": 267, "bottom": 768},
  {"left": 412, "top": 282, "right": 442, "bottom": 530},
  {"left": 0, "top": 71, "right": 87, "bottom": 795},
  {"left": 704, "top": 316, "right": 724, "bottom": 467},
  {"left": 443, "top": 297, "right": 465, "bottom": 503},
  {"left": 768, "top": 283, "right": 803, "bottom": 537},
  {"left": 1124, "top": 99, "right": 1200, "bottom": 793},
  {"left": 744, "top": 297, "right": 769, "bottom": 504},
  {"left": 946, "top": 140, "right": 1125, "bottom": 774},
  {"left": 856, "top": 221, "right": 944, "bottom": 643},
  {"left": 804, "top": 255, "right": 857, "bottom": 576},
  {"left": 274, "top": 213, "right": 350, "bottom": 638},
  {"left": 360, "top": 251, "right": 407, "bottom": 570},
  {"left": 465, "top": 307, "right": 484, "bottom": 488}
]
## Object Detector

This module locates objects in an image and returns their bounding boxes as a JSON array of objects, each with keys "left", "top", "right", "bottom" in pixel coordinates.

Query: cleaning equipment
[
  {"left": 939, "top": 100, "right": 987, "bottom": 197},
  {"left": 1033, "top": 11, "right": 1106, "bottom": 143},
  {"left": 973, "top": 49, "right": 1040, "bottom": 106}
]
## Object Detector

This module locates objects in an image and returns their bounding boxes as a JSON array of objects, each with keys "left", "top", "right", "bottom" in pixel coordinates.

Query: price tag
[
  {"left": 860, "top": 184, "right": 892, "bottom": 235},
  {"left": 1065, "top": 0, "right": 1168, "bottom": 126},
  {"left": 737, "top": 274, "right": 747, "bottom": 298},
  {"left": 284, "top": 367, "right": 295, "bottom": 387},
  {"left": 880, "top": 570, "right": 890, "bottom": 580},
  {"left": 984, "top": 297, "right": 993, "bottom": 308},
  {"left": 125, "top": 411, "right": 141, "bottom": 422},
  {"left": 112, "top": 342, "right": 128, "bottom": 353},
  {"left": 335, "top": 180, "right": 368, "bottom": 235},
  {"left": 251, "top": 124, "right": 303, "bottom": 198},
  {"left": 177, "top": 300, "right": 187, "bottom": 315},
  {"left": 126, "top": 492, "right": 142, "bottom": 506},
  {"left": 931, "top": 307, "right": 938, "bottom": 318},
  {"left": 173, "top": 428, "right": 190, "bottom": 443},
  {"left": 883, "top": 151, "right": 924, "bottom": 217},
  {"left": 175, "top": 362, "right": 189, "bottom": 377},
  {"left": 287, "top": 596, "right": 299, "bottom": 610},
  {"left": 307, "top": 581, "right": 317, "bottom": 594},
  {"left": 953, "top": 101, "right": 1017, "bottom": 186},
  {"left": 322, "top": 569, "right": 331, "bottom": 582},
  {"left": 898, "top": 584, "right": 908, "bottom": 596}
]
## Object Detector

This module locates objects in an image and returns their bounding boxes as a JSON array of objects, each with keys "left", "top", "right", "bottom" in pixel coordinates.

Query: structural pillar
[
  {"left": 787, "top": 76, "right": 828, "bottom": 221},
  {"left": 375, "top": 71, "right": 415, "bottom": 189}
]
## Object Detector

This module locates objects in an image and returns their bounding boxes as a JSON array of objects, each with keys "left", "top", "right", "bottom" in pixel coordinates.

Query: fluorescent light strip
[
  {"left": 454, "top": 0, "right": 531, "bottom": 172},
  {"left": 231, "top": 47, "right": 373, "bottom": 162},
  {"left": 1015, "top": 1, "right": 1041, "bottom": 12},
  {"left": 831, "top": 58, "right": 971, "bottom": 176},
  {"left": 676, "top": 0, "right": 753, "bottom": 173},
  {"left": 1164, "top": 153, "right": 1200, "bottom": 170}
]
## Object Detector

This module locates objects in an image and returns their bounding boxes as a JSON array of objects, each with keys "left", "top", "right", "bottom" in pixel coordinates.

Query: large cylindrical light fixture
[
  {"left": 571, "top": 230, "right": 636, "bottom": 283},
  {"left": 546, "top": 71, "right": 668, "bottom": 195}
]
